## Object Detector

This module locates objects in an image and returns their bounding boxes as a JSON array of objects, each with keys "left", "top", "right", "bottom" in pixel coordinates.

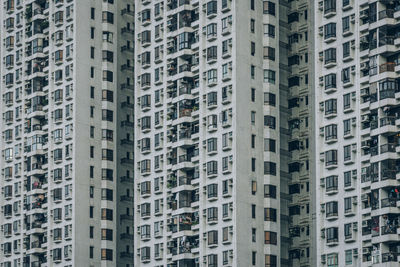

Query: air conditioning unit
[
  {"left": 320, "top": 203, "right": 325, "bottom": 212},
  {"left": 362, "top": 248, "right": 369, "bottom": 254},
  {"left": 352, "top": 170, "right": 357, "bottom": 178},
  {"left": 321, "top": 254, "right": 326, "bottom": 264},
  {"left": 319, "top": 127, "right": 325, "bottom": 136},
  {"left": 350, "top": 14, "right": 355, "bottom": 23},
  {"left": 353, "top": 248, "right": 358, "bottom": 256},
  {"left": 361, "top": 115, "right": 369, "bottom": 123},
  {"left": 361, "top": 194, "right": 368, "bottom": 202},
  {"left": 362, "top": 220, "right": 368, "bottom": 227},
  {"left": 319, "top": 152, "right": 325, "bottom": 162},
  {"left": 319, "top": 102, "right": 324, "bottom": 111},
  {"left": 360, "top": 9, "right": 368, "bottom": 18},
  {"left": 319, "top": 76, "right": 324, "bottom": 85},
  {"left": 318, "top": 1, "right": 323, "bottom": 11},
  {"left": 360, "top": 36, "right": 368, "bottom": 43},
  {"left": 351, "top": 65, "right": 356, "bottom": 73},
  {"left": 352, "top": 196, "right": 358, "bottom": 205},
  {"left": 360, "top": 62, "right": 368, "bottom": 70},
  {"left": 320, "top": 228, "right": 325, "bottom": 238},
  {"left": 353, "top": 222, "right": 358, "bottom": 231},
  {"left": 320, "top": 178, "right": 325, "bottom": 187},
  {"left": 318, "top": 26, "right": 324, "bottom": 36},
  {"left": 360, "top": 88, "right": 369, "bottom": 97}
]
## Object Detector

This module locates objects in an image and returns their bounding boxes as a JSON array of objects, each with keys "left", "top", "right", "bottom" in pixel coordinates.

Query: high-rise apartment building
[
  {"left": 1, "top": 0, "right": 319, "bottom": 266},
  {"left": 315, "top": 0, "right": 400, "bottom": 266},
  {"left": 0, "top": 0, "right": 134, "bottom": 266},
  {"left": 133, "top": 0, "right": 315, "bottom": 266}
]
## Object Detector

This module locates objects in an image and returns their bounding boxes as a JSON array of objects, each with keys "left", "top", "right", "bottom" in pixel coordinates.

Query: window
[
  {"left": 251, "top": 42, "right": 255, "bottom": 56},
  {"left": 324, "top": 23, "right": 336, "bottom": 39},
  {"left": 91, "top": 8, "right": 95, "bottom": 19},
  {"left": 89, "top": 186, "right": 94, "bottom": 198},
  {"left": 207, "top": 1, "right": 217, "bottom": 15},
  {"left": 325, "top": 124, "right": 337, "bottom": 141},
  {"left": 251, "top": 65, "right": 255, "bottom": 79},
  {"left": 251, "top": 158, "right": 256, "bottom": 172},
  {"left": 342, "top": 16, "right": 350, "bottom": 33},
  {"left": 325, "top": 175, "right": 338, "bottom": 192},
  {"left": 252, "top": 251, "right": 256, "bottom": 265},
  {"left": 342, "top": 68, "right": 350, "bottom": 83},
  {"left": 345, "top": 250, "right": 352, "bottom": 265},
  {"left": 263, "top": 46, "right": 275, "bottom": 60},
  {"left": 207, "top": 230, "right": 218, "bottom": 245},
  {"left": 264, "top": 185, "right": 276, "bottom": 198},
  {"left": 344, "top": 145, "right": 351, "bottom": 161},
  {"left": 250, "top": 0, "right": 254, "bottom": 10},
  {"left": 102, "top": 149, "right": 113, "bottom": 161},
  {"left": 326, "top": 227, "right": 338, "bottom": 243},
  {"left": 207, "top": 184, "right": 218, "bottom": 198},
  {"left": 343, "top": 119, "right": 351, "bottom": 136},
  {"left": 103, "top": 70, "right": 113, "bottom": 82},
  {"left": 251, "top": 111, "right": 256, "bottom": 125},
  {"left": 251, "top": 181, "right": 257, "bottom": 195},
  {"left": 264, "top": 93, "right": 276, "bottom": 106},
  {"left": 264, "top": 161, "right": 276, "bottom": 175},
  {"left": 327, "top": 253, "right": 338, "bottom": 267},
  {"left": 264, "top": 116, "right": 276, "bottom": 129},
  {"left": 102, "top": 50, "right": 113, "bottom": 63},
  {"left": 344, "top": 197, "right": 352, "bottom": 213},
  {"left": 101, "top": 229, "right": 113, "bottom": 241},
  {"left": 101, "top": 249, "right": 113, "bottom": 261},
  {"left": 265, "top": 254, "right": 277, "bottom": 267},
  {"left": 264, "top": 24, "right": 275, "bottom": 37},
  {"left": 343, "top": 41, "right": 350, "bottom": 58},
  {"left": 344, "top": 171, "right": 351, "bottom": 188},
  {"left": 324, "top": 99, "right": 337, "bottom": 115},
  {"left": 251, "top": 204, "right": 256, "bottom": 218},
  {"left": 251, "top": 134, "right": 256, "bottom": 148},
  {"left": 324, "top": 48, "right": 336, "bottom": 64},
  {"left": 102, "top": 11, "right": 114, "bottom": 24},
  {"left": 208, "top": 254, "right": 218, "bottom": 267},
  {"left": 264, "top": 231, "right": 277, "bottom": 245},
  {"left": 264, "top": 69, "right": 276, "bottom": 84},
  {"left": 101, "top": 208, "right": 113, "bottom": 221},
  {"left": 264, "top": 139, "right": 276, "bottom": 152},
  {"left": 263, "top": 1, "right": 276, "bottom": 15},
  {"left": 324, "top": 0, "right": 336, "bottom": 14},
  {"left": 326, "top": 201, "right": 338, "bottom": 217},
  {"left": 102, "top": 109, "right": 113, "bottom": 122},
  {"left": 101, "top": 189, "right": 113, "bottom": 201},
  {"left": 264, "top": 208, "right": 277, "bottom": 221},
  {"left": 250, "top": 19, "right": 255, "bottom": 33},
  {"left": 325, "top": 150, "right": 338, "bottom": 166}
]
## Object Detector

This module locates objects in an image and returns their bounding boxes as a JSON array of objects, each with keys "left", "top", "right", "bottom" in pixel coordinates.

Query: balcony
[
  {"left": 378, "top": 9, "right": 395, "bottom": 20},
  {"left": 120, "top": 176, "right": 134, "bottom": 183},
  {"left": 121, "top": 45, "right": 134, "bottom": 53},
  {"left": 120, "top": 83, "right": 134, "bottom": 91},
  {"left": 381, "top": 252, "right": 398, "bottom": 263},
  {"left": 120, "top": 158, "right": 134, "bottom": 165},
  {"left": 381, "top": 198, "right": 397, "bottom": 208},
  {"left": 120, "top": 233, "right": 134, "bottom": 240},
  {"left": 121, "top": 101, "right": 134, "bottom": 109},
  {"left": 120, "top": 214, "right": 134, "bottom": 221},
  {"left": 120, "top": 252, "right": 134, "bottom": 259},
  {"left": 121, "top": 27, "right": 134, "bottom": 35},
  {"left": 121, "top": 120, "right": 134, "bottom": 127},
  {"left": 120, "top": 195, "right": 133, "bottom": 202},
  {"left": 379, "top": 62, "right": 395, "bottom": 73},
  {"left": 121, "top": 64, "right": 134, "bottom": 72}
]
